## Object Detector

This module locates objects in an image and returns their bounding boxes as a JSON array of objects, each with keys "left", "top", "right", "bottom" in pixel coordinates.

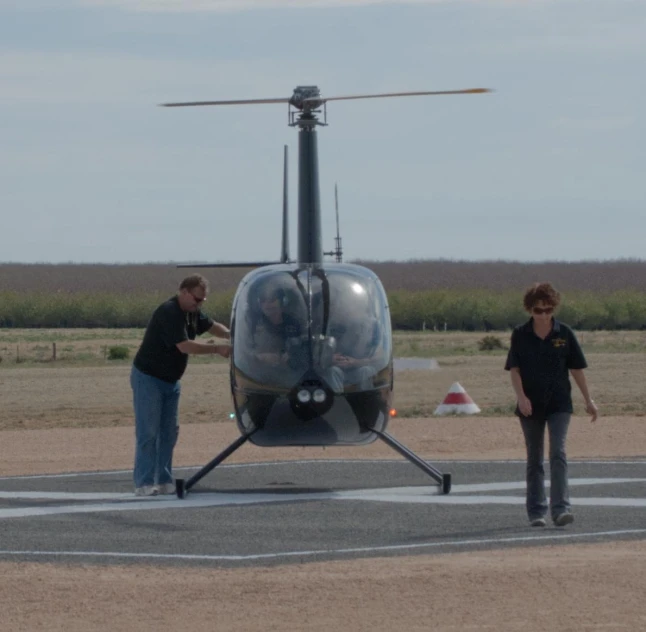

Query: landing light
[
  {"left": 312, "top": 388, "right": 326, "bottom": 403},
  {"left": 296, "top": 389, "right": 312, "bottom": 403}
]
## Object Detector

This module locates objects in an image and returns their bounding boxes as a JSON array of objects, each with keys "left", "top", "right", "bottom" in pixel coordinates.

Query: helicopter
[{"left": 162, "top": 85, "right": 491, "bottom": 499}]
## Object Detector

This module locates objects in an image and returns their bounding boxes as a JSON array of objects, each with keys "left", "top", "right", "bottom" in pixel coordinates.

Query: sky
[{"left": 0, "top": 0, "right": 644, "bottom": 264}]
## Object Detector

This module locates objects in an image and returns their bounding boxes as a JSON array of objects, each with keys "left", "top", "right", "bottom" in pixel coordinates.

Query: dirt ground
[
  {"left": 1, "top": 352, "right": 644, "bottom": 433},
  {"left": 1, "top": 364, "right": 645, "bottom": 630},
  {"left": 1, "top": 414, "right": 645, "bottom": 477}
]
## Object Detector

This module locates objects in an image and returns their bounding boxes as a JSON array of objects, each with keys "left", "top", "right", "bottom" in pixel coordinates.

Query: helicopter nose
[{"left": 289, "top": 375, "right": 336, "bottom": 420}]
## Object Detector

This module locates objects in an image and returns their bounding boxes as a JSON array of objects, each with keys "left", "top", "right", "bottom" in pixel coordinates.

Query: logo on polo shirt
[{"left": 552, "top": 338, "right": 566, "bottom": 348}]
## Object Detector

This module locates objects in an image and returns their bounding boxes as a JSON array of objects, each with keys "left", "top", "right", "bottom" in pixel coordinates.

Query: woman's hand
[
  {"left": 585, "top": 399, "right": 598, "bottom": 422},
  {"left": 517, "top": 394, "right": 533, "bottom": 417},
  {"left": 334, "top": 354, "right": 359, "bottom": 368}
]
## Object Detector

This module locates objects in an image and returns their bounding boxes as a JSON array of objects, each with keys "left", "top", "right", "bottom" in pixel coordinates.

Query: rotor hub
[{"left": 289, "top": 85, "right": 323, "bottom": 111}]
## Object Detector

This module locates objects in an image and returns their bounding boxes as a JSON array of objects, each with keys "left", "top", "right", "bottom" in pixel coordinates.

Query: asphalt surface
[{"left": 1, "top": 459, "right": 645, "bottom": 568}]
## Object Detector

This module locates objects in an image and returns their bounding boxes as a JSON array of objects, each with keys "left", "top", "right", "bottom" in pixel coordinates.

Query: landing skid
[
  {"left": 370, "top": 428, "right": 451, "bottom": 494},
  {"left": 175, "top": 427, "right": 450, "bottom": 498},
  {"left": 175, "top": 429, "right": 259, "bottom": 499}
]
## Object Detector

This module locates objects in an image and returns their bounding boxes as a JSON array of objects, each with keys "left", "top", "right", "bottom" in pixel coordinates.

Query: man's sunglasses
[
  {"left": 532, "top": 307, "right": 553, "bottom": 315},
  {"left": 190, "top": 293, "right": 206, "bottom": 304}
]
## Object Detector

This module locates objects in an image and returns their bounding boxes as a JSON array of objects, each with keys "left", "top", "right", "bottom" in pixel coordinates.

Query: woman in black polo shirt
[{"left": 505, "top": 282, "right": 598, "bottom": 528}]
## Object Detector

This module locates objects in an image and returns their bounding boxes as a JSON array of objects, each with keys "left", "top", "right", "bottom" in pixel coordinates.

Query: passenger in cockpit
[{"left": 331, "top": 317, "right": 383, "bottom": 390}]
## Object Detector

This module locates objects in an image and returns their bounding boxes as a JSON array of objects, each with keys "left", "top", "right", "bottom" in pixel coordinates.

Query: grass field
[{"left": 2, "top": 328, "right": 646, "bottom": 363}]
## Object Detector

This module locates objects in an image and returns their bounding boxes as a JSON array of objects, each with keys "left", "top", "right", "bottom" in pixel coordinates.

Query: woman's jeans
[
  {"left": 519, "top": 412, "right": 571, "bottom": 521},
  {"left": 131, "top": 365, "right": 180, "bottom": 488}
]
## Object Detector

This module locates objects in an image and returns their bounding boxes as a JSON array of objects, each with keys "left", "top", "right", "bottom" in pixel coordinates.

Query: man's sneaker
[
  {"left": 134, "top": 485, "right": 158, "bottom": 497},
  {"left": 530, "top": 517, "right": 546, "bottom": 527},
  {"left": 554, "top": 512, "right": 574, "bottom": 526},
  {"left": 156, "top": 483, "right": 176, "bottom": 495}
]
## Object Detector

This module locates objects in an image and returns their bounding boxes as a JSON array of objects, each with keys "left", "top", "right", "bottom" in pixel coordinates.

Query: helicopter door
[
  {"left": 231, "top": 267, "right": 309, "bottom": 391},
  {"left": 308, "top": 264, "right": 392, "bottom": 393}
]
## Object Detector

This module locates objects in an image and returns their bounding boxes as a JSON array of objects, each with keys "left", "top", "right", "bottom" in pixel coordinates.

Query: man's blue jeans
[
  {"left": 131, "top": 365, "right": 180, "bottom": 488},
  {"left": 519, "top": 412, "right": 571, "bottom": 521}
]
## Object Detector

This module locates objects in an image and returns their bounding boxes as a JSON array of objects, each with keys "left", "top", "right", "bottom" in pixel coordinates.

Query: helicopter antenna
[
  {"left": 334, "top": 183, "right": 342, "bottom": 263},
  {"left": 324, "top": 183, "right": 343, "bottom": 262},
  {"left": 280, "top": 144, "right": 290, "bottom": 263}
]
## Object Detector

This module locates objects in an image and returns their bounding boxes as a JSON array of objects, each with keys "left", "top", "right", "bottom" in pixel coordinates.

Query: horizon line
[{"left": 1, "top": 258, "right": 646, "bottom": 266}]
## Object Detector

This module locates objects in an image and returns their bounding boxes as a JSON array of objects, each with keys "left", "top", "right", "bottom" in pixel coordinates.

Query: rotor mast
[{"left": 289, "top": 86, "right": 327, "bottom": 265}]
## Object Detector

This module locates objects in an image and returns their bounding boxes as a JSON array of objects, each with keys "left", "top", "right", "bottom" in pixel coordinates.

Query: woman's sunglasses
[{"left": 532, "top": 307, "right": 554, "bottom": 315}]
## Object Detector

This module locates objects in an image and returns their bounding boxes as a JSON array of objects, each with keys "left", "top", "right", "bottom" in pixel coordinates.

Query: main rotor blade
[
  {"left": 177, "top": 261, "right": 284, "bottom": 268},
  {"left": 308, "top": 88, "right": 491, "bottom": 103},
  {"left": 161, "top": 97, "right": 290, "bottom": 107},
  {"left": 161, "top": 89, "right": 491, "bottom": 108}
]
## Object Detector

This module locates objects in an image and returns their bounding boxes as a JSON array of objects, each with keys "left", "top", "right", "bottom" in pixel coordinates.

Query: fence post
[
  {"left": 52, "top": 342, "right": 57, "bottom": 361},
  {"left": 16, "top": 344, "right": 20, "bottom": 363}
]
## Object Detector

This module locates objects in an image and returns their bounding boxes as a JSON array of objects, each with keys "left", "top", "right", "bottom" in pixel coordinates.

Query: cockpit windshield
[{"left": 232, "top": 265, "right": 392, "bottom": 393}]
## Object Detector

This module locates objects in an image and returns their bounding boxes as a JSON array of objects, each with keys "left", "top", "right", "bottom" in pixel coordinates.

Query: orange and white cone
[{"left": 434, "top": 382, "right": 481, "bottom": 415}]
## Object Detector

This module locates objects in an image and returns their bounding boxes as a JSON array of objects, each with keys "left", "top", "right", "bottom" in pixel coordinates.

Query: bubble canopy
[{"left": 231, "top": 263, "right": 393, "bottom": 393}]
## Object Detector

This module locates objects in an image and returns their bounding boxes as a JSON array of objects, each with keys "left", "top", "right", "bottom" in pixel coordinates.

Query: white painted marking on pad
[
  {"left": 1, "top": 477, "right": 645, "bottom": 520},
  {"left": 2, "top": 528, "right": 646, "bottom": 563},
  {"left": 1, "top": 459, "right": 645, "bottom": 481},
  {"left": 0, "top": 491, "right": 133, "bottom": 501}
]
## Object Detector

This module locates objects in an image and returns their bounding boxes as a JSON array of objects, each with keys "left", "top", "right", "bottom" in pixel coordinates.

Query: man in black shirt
[
  {"left": 131, "top": 274, "right": 230, "bottom": 496},
  {"left": 505, "top": 282, "right": 598, "bottom": 527}
]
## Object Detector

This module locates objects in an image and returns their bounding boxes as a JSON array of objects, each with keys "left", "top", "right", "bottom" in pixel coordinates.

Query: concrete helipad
[{"left": 1, "top": 459, "right": 646, "bottom": 568}]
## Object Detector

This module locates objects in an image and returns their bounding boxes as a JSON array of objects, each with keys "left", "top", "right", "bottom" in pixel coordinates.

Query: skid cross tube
[
  {"left": 371, "top": 428, "right": 451, "bottom": 494},
  {"left": 175, "top": 428, "right": 259, "bottom": 498}
]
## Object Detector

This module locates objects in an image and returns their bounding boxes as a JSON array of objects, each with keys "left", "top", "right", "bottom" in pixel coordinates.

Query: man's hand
[
  {"left": 215, "top": 345, "right": 231, "bottom": 359},
  {"left": 517, "top": 394, "right": 532, "bottom": 417},
  {"left": 257, "top": 352, "right": 284, "bottom": 366},
  {"left": 206, "top": 340, "right": 230, "bottom": 359}
]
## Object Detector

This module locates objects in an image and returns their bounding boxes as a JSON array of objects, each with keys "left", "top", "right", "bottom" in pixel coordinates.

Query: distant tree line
[
  {"left": 1, "top": 289, "right": 645, "bottom": 331},
  {"left": 387, "top": 290, "right": 646, "bottom": 331}
]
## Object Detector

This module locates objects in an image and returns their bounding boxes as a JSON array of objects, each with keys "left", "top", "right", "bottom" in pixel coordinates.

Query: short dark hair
[
  {"left": 179, "top": 274, "right": 208, "bottom": 292},
  {"left": 523, "top": 282, "right": 560, "bottom": 311}
]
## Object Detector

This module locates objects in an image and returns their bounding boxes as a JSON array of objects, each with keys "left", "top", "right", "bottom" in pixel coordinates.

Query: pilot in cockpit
[
  {"left": 249, "top": 280, "right": 345, "bottom": 392},
  {"left": 251, "top": 283, "right": 303, "bottom": 369}
]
